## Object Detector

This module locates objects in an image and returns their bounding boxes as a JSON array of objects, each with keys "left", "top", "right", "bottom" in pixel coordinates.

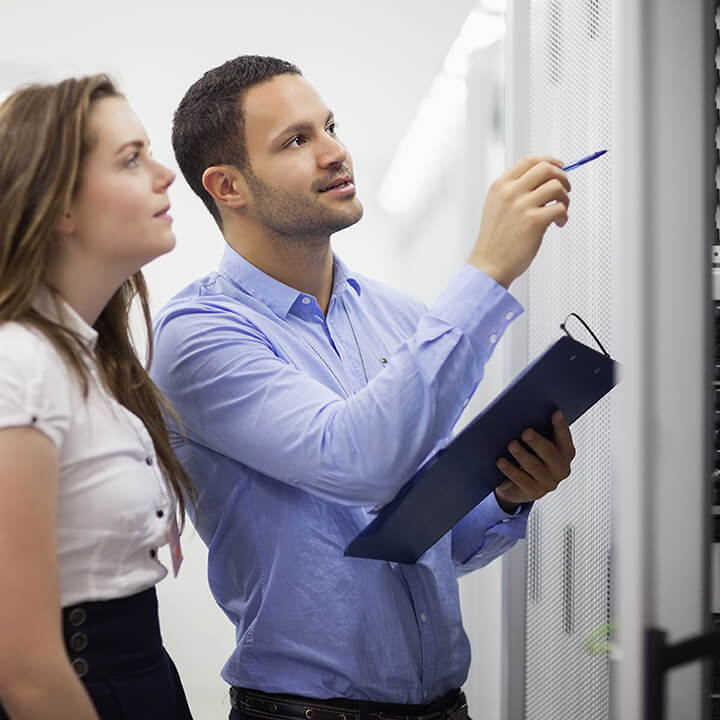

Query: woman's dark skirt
[{"left": 0, "top": 586, "right": 193, "bottom": 719}]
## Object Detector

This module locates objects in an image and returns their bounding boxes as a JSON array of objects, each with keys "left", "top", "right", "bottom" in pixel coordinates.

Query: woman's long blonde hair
[{"left": 0, "top": 74, "right": 195, "bottom": 520}]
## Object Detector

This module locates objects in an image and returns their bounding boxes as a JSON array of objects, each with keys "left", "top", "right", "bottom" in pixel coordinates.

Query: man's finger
[
  {"left": 527, "top": 181, "right": 571, "bottom": 212},
  {"left": 518, "top": 428, "right": 569, "bottom": 481},
  {"left": 507, "top": 440, "right": 545, "bottom": 478},
  {"left": 496, "top": 458, "right": 537, "bottom": 495},
  {"left": 502, "top": 154, "right": 564, "bottom": 181},
  {"left": 508, "top": 441, "right": 559, "bottom": 493},
  {"left": 535, "top": 201, "right": 569, "bottom": 230},
  {"left": 517, "top": 161, "right": 571, "bottom": 194}
]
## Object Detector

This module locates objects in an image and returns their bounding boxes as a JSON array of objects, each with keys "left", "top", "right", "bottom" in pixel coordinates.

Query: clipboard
[{"left": 344, "top": 335, "right": 619, "bottom": 564}]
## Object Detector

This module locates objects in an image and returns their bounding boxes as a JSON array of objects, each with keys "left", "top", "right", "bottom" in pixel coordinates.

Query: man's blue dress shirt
[{"left": 151, "top": 245, "right": 529, "bottom": 703}]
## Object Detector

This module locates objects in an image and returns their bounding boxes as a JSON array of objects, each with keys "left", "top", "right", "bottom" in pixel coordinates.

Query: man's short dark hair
[{"left": 172, "top": 55, "right": 302, "bottom": 228}]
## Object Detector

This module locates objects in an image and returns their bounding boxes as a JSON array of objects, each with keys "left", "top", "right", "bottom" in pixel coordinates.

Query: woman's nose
[{"left": 155, "top": 162, "right": 176, "bottom": 190}]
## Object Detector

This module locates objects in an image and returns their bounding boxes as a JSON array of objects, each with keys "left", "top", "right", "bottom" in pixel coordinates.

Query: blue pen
[{"left": 562, "top": 149, "right": 608, "bottom": 172}]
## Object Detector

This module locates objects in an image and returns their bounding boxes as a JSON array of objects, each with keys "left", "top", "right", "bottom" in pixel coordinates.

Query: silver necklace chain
[
  {"left": 296, "top": 297, "right": 369, "bottom": 398},
  {"left": 342, "top": 301, "right": 369, "bottom": 385}
]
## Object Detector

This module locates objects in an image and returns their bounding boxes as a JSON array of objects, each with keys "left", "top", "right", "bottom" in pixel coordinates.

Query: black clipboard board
[{"left": 344, "top": 335, "right": 619, "bottom": 564}]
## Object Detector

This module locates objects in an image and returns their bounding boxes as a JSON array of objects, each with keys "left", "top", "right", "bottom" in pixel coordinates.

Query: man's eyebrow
[
  {"left": 273, "top": 112, "right": 335, "bottom": 144},
  {"left": 114, "top": 139, "right": 147, "bottom": 155}
]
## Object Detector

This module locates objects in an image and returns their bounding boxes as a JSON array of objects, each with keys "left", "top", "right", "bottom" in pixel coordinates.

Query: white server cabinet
[{"left": 503, "top": 1, "right": 716, "bottom": 719}]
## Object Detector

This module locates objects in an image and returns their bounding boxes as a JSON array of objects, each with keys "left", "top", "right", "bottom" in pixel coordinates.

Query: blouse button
[
  {"left": 149, "top": 549, "right": 157, "bottom": 559},
  {"left": 68, "top": 607, "right": 87, "bottom": 627},
  {"left": 489, "top": 334, "right": 498, "bottom": 344},
  {"left": 156, "top": 509, "right": 164, "bottom": 519},
  {"left": 69, "top": 631, "right": 88, "bottom": 652},
  {"left": 145, "top": 456, "right": 154, "bottom": 466},
  {"left": 30, "top": 415, "right": 38, "bottom": 424}
]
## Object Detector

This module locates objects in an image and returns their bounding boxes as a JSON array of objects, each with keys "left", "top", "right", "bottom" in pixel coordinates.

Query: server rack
[{"left": 503, "top": 0, "right": 718, "bottom": 718}]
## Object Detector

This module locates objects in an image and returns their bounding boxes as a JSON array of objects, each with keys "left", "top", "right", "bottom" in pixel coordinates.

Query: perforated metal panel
[{"left": 523, "top": 1, "right": 613, "bottom": 718}]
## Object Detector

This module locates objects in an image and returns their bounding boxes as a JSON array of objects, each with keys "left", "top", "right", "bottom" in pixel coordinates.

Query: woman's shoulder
[
  {"left": 0, "top": 321, "right": 68, "bottom": 380},
  {"left": 0, "top": 319, "right": 47, "bottom": 350},
  {"left": 0, "top": 319, "right": 53, "bottom": 351}
]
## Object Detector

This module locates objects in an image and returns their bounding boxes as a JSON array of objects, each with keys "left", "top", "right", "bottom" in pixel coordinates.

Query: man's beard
[{"left": 243, "top": 168, "right": 363, "bottom": 247}]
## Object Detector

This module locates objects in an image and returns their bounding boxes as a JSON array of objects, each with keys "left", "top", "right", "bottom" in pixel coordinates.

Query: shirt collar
[
  {"left": 32, "top": 287, "right": 99, "bottom": 349},
  {"left": 218, "top": 244, "right": 361, "bottom": 319},
  {"left": 331, "top": 254, "right": 361, "bottom": 299}
]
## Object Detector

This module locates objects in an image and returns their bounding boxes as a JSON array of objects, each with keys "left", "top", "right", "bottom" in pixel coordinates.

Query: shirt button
[
  {"left": 156, "top": 509, "right": 164, "bottom": 518},
  {"left": 145, "top": 456, "right": 154, "bottom": 466},
  {"left": 505, "top": 311, "right": 515, "bottom": 320},
  {"left": 301, "top": 297, "right": 311, "bottom": 305},
  {"left": 149, "top": 549, "right": 157, "bottom": 559},
  {"left": 420, "top": 613, "right": 428, "bottom": 623},
  {"left": 489, "top": 334, "right": 498, "bottom": 344}
]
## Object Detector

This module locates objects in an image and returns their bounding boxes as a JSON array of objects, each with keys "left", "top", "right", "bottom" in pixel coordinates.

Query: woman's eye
[
  {"left": 125, "top": 152, "right": 140, "bottom": 168},
  {"left": 327, "top": 123, "right": 337, "bottom": 135}
]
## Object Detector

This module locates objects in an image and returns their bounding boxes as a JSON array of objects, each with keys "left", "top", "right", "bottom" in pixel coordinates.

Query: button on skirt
[{"left": 0, "top": 586, "right": 193, "bottom": 720}]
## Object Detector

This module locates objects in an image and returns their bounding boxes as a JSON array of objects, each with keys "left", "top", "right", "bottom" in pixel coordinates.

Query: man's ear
[{"left": 202, "top": 165, "right": 249, "bottom": 212}]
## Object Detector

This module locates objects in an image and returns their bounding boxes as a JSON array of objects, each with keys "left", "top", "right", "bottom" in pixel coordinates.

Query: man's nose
[{"left": 317, "top": 135, "right": 348, "bottom": 167}]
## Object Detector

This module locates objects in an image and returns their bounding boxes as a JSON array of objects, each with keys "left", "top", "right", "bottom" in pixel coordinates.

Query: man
[{"left": 152, "top": 55, "right": 574, "bottom": 718}]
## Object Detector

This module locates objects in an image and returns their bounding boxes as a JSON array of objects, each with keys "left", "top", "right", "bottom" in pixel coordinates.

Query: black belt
[{"left": 229, "top": 686, "right": 468, "bottom": 720}]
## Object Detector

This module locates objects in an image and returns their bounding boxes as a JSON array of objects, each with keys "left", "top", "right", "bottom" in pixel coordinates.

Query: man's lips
[{"left": 319, "top": 176, "right": 353, "bottom": 193}]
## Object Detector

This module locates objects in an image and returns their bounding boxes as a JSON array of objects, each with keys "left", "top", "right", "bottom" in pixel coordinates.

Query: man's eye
[
  {"left": 288, "top": 136, "right": 306, "bottom": 148},
  {"left": 327, "top": 123, "right": 337, "bottom": 135}
]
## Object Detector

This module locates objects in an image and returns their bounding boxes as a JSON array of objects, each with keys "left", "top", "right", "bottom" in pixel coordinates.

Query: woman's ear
[
  {"left": 54, "top": 211, "right": 76, "bottom": 235},
  {"left": 202, "top": 166, "right": 249, "bottom": 212}
]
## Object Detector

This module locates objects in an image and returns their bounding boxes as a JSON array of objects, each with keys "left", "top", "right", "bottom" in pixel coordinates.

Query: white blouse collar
[{"left": 32, "top": 287, "right": 99, "bottom": 350}]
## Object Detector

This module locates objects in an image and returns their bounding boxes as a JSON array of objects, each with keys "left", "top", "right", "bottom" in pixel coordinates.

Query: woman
[{"left": 0, "top": 75, "right": 194, "bottom": 719}]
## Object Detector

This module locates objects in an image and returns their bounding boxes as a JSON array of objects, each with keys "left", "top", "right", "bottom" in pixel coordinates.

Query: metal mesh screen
[{"left": 523, "top": 1, "right": 613, "bottom": 718}]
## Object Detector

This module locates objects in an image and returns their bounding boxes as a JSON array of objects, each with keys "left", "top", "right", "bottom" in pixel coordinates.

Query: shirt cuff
[
  {"left": 483, "top": 492, "right": 532, "bottom": 539},
  {"left": 452, "top": 491, "right": 533, "bottom": 565}
]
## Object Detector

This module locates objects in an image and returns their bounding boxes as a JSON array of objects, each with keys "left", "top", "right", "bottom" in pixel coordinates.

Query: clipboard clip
[{"left": 560, "top": 313, "right": 610, "bottom": 357}]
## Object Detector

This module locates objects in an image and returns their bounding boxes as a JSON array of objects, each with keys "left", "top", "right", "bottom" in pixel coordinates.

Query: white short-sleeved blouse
[{"left": 0, "top": 293, "right": 175, "bottom": 606}]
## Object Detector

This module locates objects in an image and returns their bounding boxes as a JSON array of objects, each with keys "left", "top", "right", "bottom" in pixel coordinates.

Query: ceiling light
[{"left": 379, "top": 3, "right": 506, "bottom": 216}]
